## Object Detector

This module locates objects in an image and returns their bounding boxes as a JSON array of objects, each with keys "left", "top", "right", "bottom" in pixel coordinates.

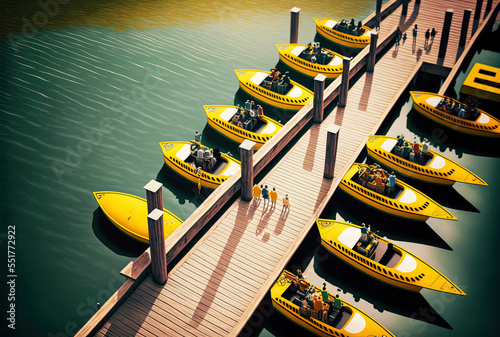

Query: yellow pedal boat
[
  {"left": 314, "top": 17, "right": 371, "bottom": 49},
  {"left": 271, "top": 270, "right": 395, "bottom": 337},
  {"left": 276, "top": 43, "right": 344, "bottom": 78},
  {"left": 234, "top": 69, "right": 313, "bottom": 111},
  {"left": 339, "top": 163, "right": 457, "bottom": 221},
  {"left": 317, "top": 219, "right": 466, "bottom": 295},
  {"left": 203, "top": 105, "right": 282, "bottom": 150},
  {"left": 159, "top": 141, "right": 240, "bottom": 190},
  {"left": 93, "top": 191, "right": 183, "bottom": 244},
  {"left": 366, "top": 135, "right": 487, "bottom": 186},
  {"left": 410, "top": 91, "right": 500, "bottom": 137}
]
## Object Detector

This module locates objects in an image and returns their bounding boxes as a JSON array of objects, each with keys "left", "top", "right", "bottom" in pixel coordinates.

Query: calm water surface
[{"left": 1, "top": 1, "right": 498, "bottom": 336}]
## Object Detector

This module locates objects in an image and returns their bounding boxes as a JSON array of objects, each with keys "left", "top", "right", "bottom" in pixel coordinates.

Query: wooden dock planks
[{"left": 92, "top": 1, "right": 497, "bottom": 336}]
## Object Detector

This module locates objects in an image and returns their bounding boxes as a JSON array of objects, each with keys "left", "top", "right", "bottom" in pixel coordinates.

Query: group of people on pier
[
  {"left": 230, "top": 101, "right": 264, "bottom": 131},
  {"left": 436, "top": 97, "right": 479, "bottom": 120},
  {"left": 393, "top": 134, "right": 430, "bottom": 165},
  {"left": 358, "top": 164, "right": 396, "bottom": 196},
  {"left": 253, "top": 184, "right": 290, "bottom": 210}
]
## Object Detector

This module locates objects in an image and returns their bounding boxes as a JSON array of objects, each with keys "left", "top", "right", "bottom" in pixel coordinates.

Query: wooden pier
[{"left": 77, "top": 0, "right": 500, "bottom": 336}]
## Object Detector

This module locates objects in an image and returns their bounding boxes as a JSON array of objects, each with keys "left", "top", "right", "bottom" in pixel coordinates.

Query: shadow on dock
[
  {"left": 313, "top": 250, "right": 453, "bottom": 330},
  {"left": 91, "top": 208, "right": 146, "bottom": 257}
]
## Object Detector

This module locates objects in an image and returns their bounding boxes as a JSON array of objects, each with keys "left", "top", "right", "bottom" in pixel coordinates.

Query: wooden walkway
[{"left": 90, "top": 1, "right": 498, "bottom": 336}]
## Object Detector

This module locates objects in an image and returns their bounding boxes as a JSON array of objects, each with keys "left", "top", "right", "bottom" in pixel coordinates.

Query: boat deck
[{"left": 85, "top": 0, "right": 498, "bottom": 336}]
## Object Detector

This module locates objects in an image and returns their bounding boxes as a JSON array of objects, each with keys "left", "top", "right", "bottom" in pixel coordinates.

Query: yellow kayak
[
  {"left": 339, "top": 163, "right": 457, "bottom": 221},
  {"left": 317, "top": 219, "right": 466, "bottom": 295},
  {"left": 203, "top": 105, "right": 282, "bottom": 150},
  {"left": 276, "top": 43, "right": 344, "bottom": 78},
  {"left": 410, "top": 91, "right": 500, "bottom": 137},
  {"left": 366, "top": 135, "right": 487, "bottom": 186},
  {"left": 234, "top": 69, "right": 313, "bottom": 111},
  {"left": 159, "top": 141, "right": 240, "bottom": 190},
  {"left": 314, "top": 17, "right": 371, "bottom": 49},
  {"left": 93, "top": 191, "right": 183, "bottom": 244},
  {"left": 271, "top": 270, "right": 395, "bottom": 337}
]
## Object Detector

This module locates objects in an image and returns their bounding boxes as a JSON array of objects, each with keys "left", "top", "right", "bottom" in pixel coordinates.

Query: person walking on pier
[
  {"left": 412, "top": 24, "right": 418, "bottom": 44},
  {"left": 262, "top": 185, "right": 270, "bottom": 206},
  {"left": 253, "top": 184, "right": 262, "bottom": 201},
  {"left": 270, "top": 187, "right": 278, "bottom": 207},
  {"left": 282, "top": 194, "right": 290, "bottom": 212},
  {"left": 424, "top": 29, "right": 430, "bottom": 48},
  {"left": 431, "top": 28, "right": 437, "bottom": 43}
]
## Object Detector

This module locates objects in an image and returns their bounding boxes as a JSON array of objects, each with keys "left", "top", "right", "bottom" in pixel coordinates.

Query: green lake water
[{"left": 0, "top": 1, "right": 498, "bottom": 336}]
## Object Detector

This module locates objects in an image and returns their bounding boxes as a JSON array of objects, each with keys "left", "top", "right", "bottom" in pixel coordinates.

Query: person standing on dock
[
  {"left": 253, "top": 184, "right": 262, "bottom": 201},
  {"left": 424, "top": 29, "right": 430, "bottom": 47},
  {"left": 412, "top": 24, "right": 418, "bottom": 43},
  {"left": 282, "top": 194, "right": 290, "bottom": 211},
  {"left": 262, "top": 185, "right": 270, "bottom": 206},
  {"left": 270, "top": 187, "right": 278, "bottom": 207},
  {"left": 431, "top": 28, "right": 437, "bottom": 43},
  {"left": 402, "top": 33, "right": 407, "bottom": 44}
]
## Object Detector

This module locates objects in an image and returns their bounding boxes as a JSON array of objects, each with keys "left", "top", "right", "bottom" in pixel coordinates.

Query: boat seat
[
  {"left": 292, "top": 298, "right": 302, "bottom": 307},
  {"left": 366, "top": 181, "right": 377, "bottom": 191},
  {"left": 375, "top": 185, "right": 385, "bottom": 194}
]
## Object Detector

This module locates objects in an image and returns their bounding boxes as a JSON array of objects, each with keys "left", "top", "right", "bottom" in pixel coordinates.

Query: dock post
[
  {"left": 313, "top": 74, "right": 327, "bottom": 123},
  {"left": 474, "top": 0, "right": 483, "bottom": 21},
  {"left": 459, "top": 9, "right": 472, "bottom": 47},
  {"left": 145, "top": 179, "right": 163, "bottom": 213},
  {"left": 438, "top": 9, "right": 454, "bottom": 59},
  {"left": 338, "top": 57, "right": 351, "bottom": 108},
  {"left": 290, "top": 7, "right": 300, "bottom": 44},
  {"left": 485, "top": 0, "right": 492, "bottom": 18},
  {"left": 324, "top": 124, "right": 340, "bottom": 179},
  {"left": 144, "top": 180, "right": 167, "bottom": 284},
  {"left": 375, "top": 0, "right": 382, "bottom": 29},
  {"left": 402, "top": 0, "right": 408, "bottom": 16},
  {"left": 147, "top": 209, "right": 167, "bottom": 284},
  {"left": 415, "top": 0, "right": 421, "bottom": 5},
  {"left": 239, "top": 139, "right": 256, "bottom": 201},
  {"left": 366, "top": 30, "right": 378, "bottom": 73}
]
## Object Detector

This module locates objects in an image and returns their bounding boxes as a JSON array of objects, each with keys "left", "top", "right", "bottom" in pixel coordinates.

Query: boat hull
[
  {"left": 94, "top": 191, "right": 183, "bottom": 244},
  {"left": 316, "top": 219, "right": 466, "bottom": 296},
  {"left": 234, "top": 69, "right": 313, "bottom": 111},
  {"left": 410, "top": 91, "right": 500, "bottom": 137},
  {"left": 204, "top": 105, "right": 282, "bottom": 150},
  {"left": 314, "top": 17, "right": 371, "bottom": 49},
  {"left": 160, "top": 141, "right": 240, "bottom": 190},
  {"left": 339, "top": 163, "right": 457, "bottom": 221},
  {"left": 271, "top": 270, "right": 395, "bottom": 337},
  {"left": 276, "top": 44, "right": 343, "bottom": 78},
  {"left": 366, "top": 135, "right": 487, "bottom": 186}
]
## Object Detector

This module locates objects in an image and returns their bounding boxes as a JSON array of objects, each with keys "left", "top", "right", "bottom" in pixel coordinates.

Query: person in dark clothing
[
  {"left": 430, "top": 28, "right": 437, "bottom": 42},
  {"left": 424, "top": 29, "right": 430, "bottom": 47},
  {"left": 412, "top": 24, "right": 418, "bottom": 43}
]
